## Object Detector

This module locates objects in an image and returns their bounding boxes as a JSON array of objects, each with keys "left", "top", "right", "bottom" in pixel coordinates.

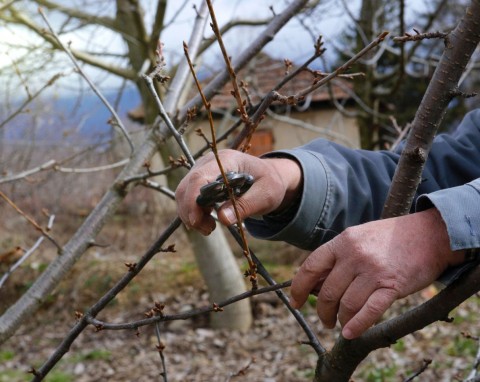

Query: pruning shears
[{"left": 196, "top": 171, "right": 254, "bottom": 207}]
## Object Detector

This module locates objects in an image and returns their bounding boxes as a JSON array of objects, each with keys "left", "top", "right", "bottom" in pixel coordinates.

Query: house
[
  {"left": 128, "top": 55, "right": 360, "bottom": 156},
  {"left": 187, "top": 54, "right": 360, "bottom": 156}
]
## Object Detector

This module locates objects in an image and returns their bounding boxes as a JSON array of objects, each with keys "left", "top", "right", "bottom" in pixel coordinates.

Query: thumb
[
  {"left": 217, "top": 169, "right": 287, "bottom": 225},
  {"left": 217, "top": 191, "right": 267, "bottom": 225},
  {"left": 218, "top": 205, "right": 238, "bottom": 225}
]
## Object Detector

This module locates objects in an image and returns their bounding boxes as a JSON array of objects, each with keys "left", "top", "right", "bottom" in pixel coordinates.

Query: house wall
[{"left": 185, "top": 106, "right": 360, "bottom": 157}]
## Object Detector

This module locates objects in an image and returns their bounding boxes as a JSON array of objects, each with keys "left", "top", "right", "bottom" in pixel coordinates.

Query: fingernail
[
  {"left": 200, "top": 226, "right": 213, "bottom": 236},
  {"left": 342, "top": 327, "right": 353, "bottom": 339},
  {"left": 290, "top": 297, "right": 299, "bottom": 309},
  {"left": 188, "top": 212, "right": 197, "bottom": 227},
  {"left": 222, "top": 208, "right": 237, "bottom": 225}
]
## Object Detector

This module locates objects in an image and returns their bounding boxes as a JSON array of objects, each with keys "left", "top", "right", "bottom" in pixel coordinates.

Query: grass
[
  {"left": 0, "top": 350, "right": 15, "bottom": 362},
  {"left": 70, "top": 349, "right": 112, "bottom": 363}
]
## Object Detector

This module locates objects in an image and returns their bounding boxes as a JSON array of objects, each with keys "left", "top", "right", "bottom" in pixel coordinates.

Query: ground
[{"left": 0, "top": 210, "right": 479, "bottom": 382}]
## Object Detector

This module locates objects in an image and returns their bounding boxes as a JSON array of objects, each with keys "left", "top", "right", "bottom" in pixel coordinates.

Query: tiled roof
[
  {"left": 209, "top": 54, "right": 351, "bottom": 111},
  {"left": 128, "top": 55, "right": 352, "bottom": 123}
]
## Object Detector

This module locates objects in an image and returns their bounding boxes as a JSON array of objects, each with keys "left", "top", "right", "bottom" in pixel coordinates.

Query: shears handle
[{"left": 196, "top": 171, "right": 254, "bottom": 207}]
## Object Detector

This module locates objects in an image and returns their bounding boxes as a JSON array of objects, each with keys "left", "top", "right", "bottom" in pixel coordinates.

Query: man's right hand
[{"left": 175, "top": 149, "right": 302, "bottom": 235}]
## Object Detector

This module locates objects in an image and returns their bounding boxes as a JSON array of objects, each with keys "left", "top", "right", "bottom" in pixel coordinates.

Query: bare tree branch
[
  {"left": 0, "top": 0, "right": 310, "bottom": 347},
  {"left": 7, "top": 7, "right": 136, "bottom": 79},
  {"left": 382, "top": 1, "right": 480, "bottom": 218},
  {"left": 35, "top": 0, "right": 117, "bottom": 31},
  {"left": 0, "top": 214, "right": 55, "bottom": 289},
  {"left": 0, "top": 72, "right": 70, "bottom": 130},
  {"left": 31, "top": 217, "right": 183, "bottom": 381},
  {"left": 0, "top": 191, "right": 62, "bottom": 252},
  {"left": 39, "top": 8, "right": 135, "bottom": 154},
  {"left": 85, "top": 280, "right": 293, "bottom": 331}
]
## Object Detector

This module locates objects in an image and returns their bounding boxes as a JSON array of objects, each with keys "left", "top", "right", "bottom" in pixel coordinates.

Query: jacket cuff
[
  {"left": 416, "top": 178, "right": 480, "bottom": 251},
  {"left": 244, "top": 149, "right": 329, "bottom": 250},
  {"left": 416, "top": 178, "right": 480, "bottom": 286}
]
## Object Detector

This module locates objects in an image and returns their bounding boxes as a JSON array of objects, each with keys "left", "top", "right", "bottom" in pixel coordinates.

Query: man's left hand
[{"left": 290, "top": 208, "right": 464, "bottom": 339}]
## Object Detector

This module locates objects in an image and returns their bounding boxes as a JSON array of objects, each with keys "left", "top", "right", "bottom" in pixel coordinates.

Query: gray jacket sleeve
[{"left": 245, "top": 109, "right": 480, "bottom": 253}]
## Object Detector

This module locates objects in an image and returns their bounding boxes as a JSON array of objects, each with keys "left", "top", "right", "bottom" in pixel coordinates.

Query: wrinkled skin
[
  {"left": 176, "top": 150, "right": 465, "bottom": 339},
  {"left": 175, "top": 150, "right": 302, "bottom": 235},
  {"left": 289, "top": 208, "right": 464, "bottom": 339}
]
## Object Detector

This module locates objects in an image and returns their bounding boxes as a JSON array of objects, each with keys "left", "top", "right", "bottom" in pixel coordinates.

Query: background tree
[
  {"left": 0, "top": 0, "right": 307, "bottom": 331},
  {"left": 334, "top": 0, "right": 479, "bottom": 149}
]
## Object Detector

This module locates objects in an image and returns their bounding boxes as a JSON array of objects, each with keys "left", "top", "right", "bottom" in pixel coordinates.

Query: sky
[
  {"left": 0, "top": 0, "right": 435, "bottom": 99},
  {"left": 0, "top": 1, "right": 352, "bottom": 90}
]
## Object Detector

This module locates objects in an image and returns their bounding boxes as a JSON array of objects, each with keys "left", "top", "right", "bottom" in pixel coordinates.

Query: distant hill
[{"left": 2, "top": 86, "right": 141, "bottom": 147}]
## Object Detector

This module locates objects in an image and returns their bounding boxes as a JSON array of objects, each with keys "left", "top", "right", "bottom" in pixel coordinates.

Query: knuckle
[
  {"left": 339, "top": 227, "right": 363, "bottom": 254},
  {"left": 301, "top": 255, "right": 319, "bottom": 276},
  {"left": 196, "top": 151, "right": 216, "bottom": 165},
  {"left": 363, "top": 299, "right": 387, "bottom": 320},
  {"left": 231, "top": 197, "right": 250, "bottom": 217},
  {"left": 189, "top": 170, "right": 206, "bottom": 184},
  {"left": 262, "top": 190, "right": 280, "bottom": 210},
  {"left": 340, "top": 297, "right": 360, "bottom": 315},
  {"left": 319, "top": 285, "right": 337, "bottom": 304},
  {"left": 174, "top": 186, "right": 185, "bottom": 202}
]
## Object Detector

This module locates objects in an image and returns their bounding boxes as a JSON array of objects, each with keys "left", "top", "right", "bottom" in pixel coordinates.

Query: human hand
[
  {"left": 175, "top": 149, "right": 302, "bottom": 235},
  {"left": 290, "top": 208, "right": 465, "bottom": 339}
]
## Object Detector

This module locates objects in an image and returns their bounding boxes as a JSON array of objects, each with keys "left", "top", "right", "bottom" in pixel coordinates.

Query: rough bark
[{"left": 382, "top": 0, "right": 480, "bottom": 218}]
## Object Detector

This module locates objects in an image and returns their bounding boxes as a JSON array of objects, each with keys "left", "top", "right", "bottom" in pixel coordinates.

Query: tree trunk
[
  {"left": 355, "top": 0, "right": 383, "bottom": 149},
  {"left": 188, "top": 229, "right": 252, "bottom": 331}
]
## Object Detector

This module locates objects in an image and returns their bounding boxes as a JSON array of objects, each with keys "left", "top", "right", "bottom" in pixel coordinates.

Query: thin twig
[
  {"left": 0, "top": 72, "right": 69, "bottom": 130},
  {"left": 226, "top": 225, "right": 325, "bottom": 356},
  {"left": 0, "top": 0, "right": 18, "bottom": 12},
  {"left": 184, "top": 41, "right": 258, "bottom": 289},
  {"left": 390, "top": 122, "right": 411, "bottom": 152},
  {"left": 31, "top": 218, "right": 183, "bottom": 381},
  {"left": 0, "top": 160, "right": 56, "bottom": 184},
  {"left": 403, "top": 359, "right": 432, "bottom": 382},
  {"left": 0, "top": 215, "right": 55, "bottom": 289},
  {"left": 465, "top": 335, "right": 480, "bottom": 381},
  {"left": 54, "top": 159, "right": 130, "bottom": 173},
  {"left": 225, "top": 357, "right": 255, "bottom": 381},
  {"left": 0, "top": 191, "right": 62, "bottom": 252},
  {"left": 298, "top": 31, "right": 389, "bottom": 98},
  {"left": 274, "top": 36, "right": 326, "bottom": 92},
  {"left": 85, "top": 281, "right": 292, "bottom": 330},
  {"left": 142, "top": 180, "right": 176, "bottom": 200},
  {"left": 206, "top": 0, "right": 253, "bottom": 150},
  {"left": 38, "top": 8, "right": 135, "bottom": 154},
  {"left": 0, "top": 159, "right": 129, "bottom": 184},
  {"left": 154, "top": 323, "right": 168, "bottom": 382},
  {"left": 142, "top": 74, "right": 194, "bottom": 166},
  {"left": 230, "top": 33, "right": 386, "bottom": 150},
  {"left": 394, "top": 30, "right": 449, "bottom": 43},
  {"left": 124, "top": 119, "right": 245, "bottom": 184}
]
